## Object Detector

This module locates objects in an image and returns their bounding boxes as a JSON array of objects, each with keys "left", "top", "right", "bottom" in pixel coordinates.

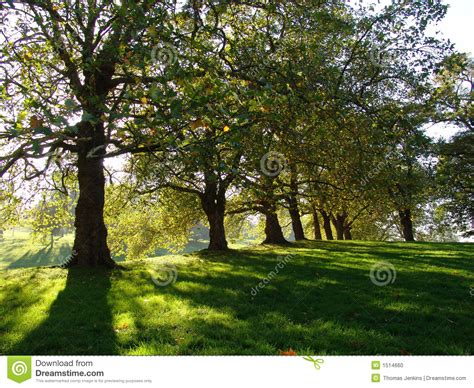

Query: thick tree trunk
[
  {"left": 70, "top": 145, "right": 114, "bottom": 267},
  {"left": 332, "top": 213, "right": 346, "bottom": 240},
  {"left": 344, "top": 225, "right": 353, "bottom": 240},
  {"left": 287, "top": 166, "right": 305, "bottom": 240},
  {"left": 399, "top": 208, "right": 415, "bottom": 241},
  {"left": 201, "top": 191, "right": 228, "bottom": 251},
  {"left": 263, "top": 212, "right": 288, "bottom": 244},
  {"left": 204, "top": 208, "right": 228, "bottom": 250},
  {"left": 335, "top": 224, "right": 344, "bottom": 240},
  {"left": 312, "top": 206, "right": 322, "bottom": 240},
  {"left": 320, "top": 210, "right": 334, "bottom": 240},
  {"left": 288, "top": 204, "right": 305, "bottom": 240}
]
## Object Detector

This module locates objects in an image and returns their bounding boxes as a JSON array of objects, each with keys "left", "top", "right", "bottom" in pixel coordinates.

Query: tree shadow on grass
[
  {"left": 9, "top": 247, "right": 52, "bottom": 268},
  {"left": 9, "top": 268, "right": 117, "bottom": 355},
  {"left": 5, "top": 241, "right": 472, "bottom": 355},
  {"left": 120, "top": 247, "right": 473, "bottom": 355}
]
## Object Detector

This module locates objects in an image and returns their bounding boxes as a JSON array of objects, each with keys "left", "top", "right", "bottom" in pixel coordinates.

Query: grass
[
  {"left": 0, "top": 230, "right": 252, "bottom": 269},
  {"left": 0, "top": 238, "right": 472, "bottom": 355},
  {"left": 0, "top": 230, "right": 75, "bottom": 270}
]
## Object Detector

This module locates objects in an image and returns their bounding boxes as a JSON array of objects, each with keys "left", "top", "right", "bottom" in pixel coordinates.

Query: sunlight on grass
[
  {"left": 0, "top": 240, "right": 472, "bottom": 355},
  {"left": 0, "top": 268, "right": 67, "bottom": 352}
]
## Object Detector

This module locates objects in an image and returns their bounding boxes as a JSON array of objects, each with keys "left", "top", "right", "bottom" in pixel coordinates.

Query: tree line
[{"left": 0, "top": 0, "right": 472, "bottom": 267}]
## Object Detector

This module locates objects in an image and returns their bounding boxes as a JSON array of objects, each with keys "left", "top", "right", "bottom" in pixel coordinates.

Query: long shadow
[
  {"left": 9, "top": 268, "right": 117, "bottom": 355},
  {"left": 6, "top": 244, "right": 55, "bottom": 269},
  {"left": 4, "top": 241, "right": 472, "bottom": 355},
  {"left": 125, "top": 247, "right": 473, "bottom": 355}
]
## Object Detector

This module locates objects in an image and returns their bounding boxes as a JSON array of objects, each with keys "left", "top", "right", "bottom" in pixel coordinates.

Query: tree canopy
[{"left": 0, "top": 0, "right": 471, "bottom": 266}]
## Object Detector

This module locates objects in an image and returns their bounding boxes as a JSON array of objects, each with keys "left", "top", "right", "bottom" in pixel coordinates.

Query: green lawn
[
  {"left": 0, "top": 238, "right": 472, "bottom": 355},
  {"left": 0, "top": 230, "right": 252, "bottom": 269}
]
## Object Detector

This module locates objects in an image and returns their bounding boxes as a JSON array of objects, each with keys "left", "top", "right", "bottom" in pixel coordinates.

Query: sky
[{"left": 435, "top": 0, "right": 474, "bottom": 55}]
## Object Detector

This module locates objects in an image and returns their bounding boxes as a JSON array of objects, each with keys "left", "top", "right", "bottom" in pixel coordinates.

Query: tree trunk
[
  {"left": 332, "top": 213, "right": 346, "bottom": 240},
  {"left": 201, "top": 191, "right": 228, "bottom": 251},
  {"left": 70, "top": 140, "right": 114, "bottom": 267},
  {"left": 288, "top": 204, "right": 305, "bottom": 240},
  {"left": 312, "top": 206, "right": 322, "bottom": 240},
  {"left": 287, "top": 165, "right": 305, "bottom": 240},
  {"left": 344, "top": 224, "right": 353, "bottom": 240},
  {"left": 399, "top": 208, "right": 415, "bottom": 241},
  {"left": 204, "top": 207, "right": 228, "bottom": 250},
  {"left": 320, "top": 210, "right": 334, "bottom": 240},
  {"left": 263, "top": 212, "right": 288, "bottom": 244}
]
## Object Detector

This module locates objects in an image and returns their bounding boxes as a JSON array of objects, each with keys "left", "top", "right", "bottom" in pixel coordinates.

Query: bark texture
[
  {"left": 202, "top": 191, "right": 228, "bottom": 251},
  {"left": 312, "top": 206, "right": 322, "bottom": 240},
  {"left": 263, "top": 212, "right": 288, "bottom": 244},
  {"left": 70, "top": 123, "right": 114, "bottom": 267},
  {"left": 320, "top": 210, "right": 334, "bottom": 240},
  {"left": 399, "top": 208, "right": 415, "bottom": 241}
]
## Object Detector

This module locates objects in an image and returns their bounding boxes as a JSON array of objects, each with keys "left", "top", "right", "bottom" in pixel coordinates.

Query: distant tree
[
  {"left": 437, "top": 131, "right": 474, "bottom": 236},
  {"left": 0, "top": 179, "right": 21, "bottom": 237},
  {"left": 29, "top": 191, "right": 75, "bottom": 245},
  {"left": 105, "top": 186, "right": 202, "bottom": 260}
]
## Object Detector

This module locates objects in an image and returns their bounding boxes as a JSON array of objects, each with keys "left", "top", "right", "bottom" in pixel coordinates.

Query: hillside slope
[{"left": 0, "top": 240, "right": 472, "bottom": 355}]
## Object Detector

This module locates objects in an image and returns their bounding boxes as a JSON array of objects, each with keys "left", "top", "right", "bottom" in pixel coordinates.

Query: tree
[
  {"left": 29, "top": 191, "right": 75, "bottom": 245},
  {"left": 105, "top": 185, "right": 202, "bottom": 260},
  {"left": 432, "top": 54, "right": 473, "bottom": 236},
  {"left": 0, "top": 179, "right": 21, "bottom": 237},
  {"left": 0, "top": 0, "right": 203, "bottom": 265},
  {"left": 0, "top": 0, "right": 460, "bottom": 261},
  {"left": 437, "top": 131, "right": 474, "bottom": 236}
]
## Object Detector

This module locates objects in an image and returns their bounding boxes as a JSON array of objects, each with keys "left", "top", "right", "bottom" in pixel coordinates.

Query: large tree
[{"left": 0, "top": 0, "right": 199, "bottom": 266}]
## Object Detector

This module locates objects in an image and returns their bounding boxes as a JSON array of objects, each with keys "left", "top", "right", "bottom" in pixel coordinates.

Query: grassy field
[
  {"left": 0, "top": 230, "right": 75, "bottom": 269},
  {"left": 0, "top": 230, "right": 252, "bottom": 269},
  {"left": 0, "top": 237, "right": 472, "bottom": 355}
]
